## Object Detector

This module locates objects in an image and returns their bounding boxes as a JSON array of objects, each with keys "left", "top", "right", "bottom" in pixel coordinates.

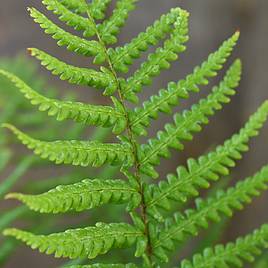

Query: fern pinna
[{"left": 1, "top": 1, "right": 268, "bottom": 267}]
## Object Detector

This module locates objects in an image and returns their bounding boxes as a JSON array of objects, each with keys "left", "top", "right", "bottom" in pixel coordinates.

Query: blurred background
[{"left": 0, "top": 0, "right": 267, "bottom": 267}]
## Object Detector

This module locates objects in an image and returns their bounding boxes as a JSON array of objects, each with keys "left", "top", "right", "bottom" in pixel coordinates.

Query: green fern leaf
[
  {"left": 89, "top": 0, "right": 113, "bottom": 20},
  {"left": 97, "top": 0, "right": 138, "bottom": 45},
  {"left": 59, "top": 0, "right": 112, "bottom": 20},
  {"left": 180, "top": 224, "right": 268, "bottom": 268},
  {"left": 153, "top": 165, "right": 268, "bottom": 261},
  {"left": 3, "top": 124, "right": 134, "bottom": 168},
  {"left": 140, "top": 60, "right": 241, "bottom": 178},
  {"left": 28, "top": 48, "right": 117, "bottom": 95},
  {"left": 130, "top": 32, "right": 240, "bottom": 136},
  {"left": 68, "top": 264, "right": 137, "bottom": 268},
  {"left": 42, "top": 0, "right": 95, "bottom": 37},
  {"left": 0, "top": 70, "right": 127, "bottom": 134},
  {"left": 28, "top": 8, "right": 105, "bottom": 61},
  {"left": 120, "top": 8, "right": 189, "bottom": 102},
  {"left": 59, "top": 0, "right": 88, "bottom": 14},
  {"left": 3, "top": 223, "right": 143, "bottom": 259},
  {"left": 6, "top": 179, "right": 141, "bottom": 213},
  {"left": 109, "top": 8, "right": 183, "bottom": 73},
  {"left": 146, "top": 100, "right": 268, "bottom": 218}
]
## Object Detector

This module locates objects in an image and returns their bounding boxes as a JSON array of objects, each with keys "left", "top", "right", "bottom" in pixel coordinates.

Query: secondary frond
[
  {"left": 0, "top": 70, "right": 127, "bottom": 134},
  {"left": 6, "top": 179, "right": 141, "bottom": 213},
  {"left": 3, "top": 124, "right": 134, "bottom": 168},
  {"left": 59, "top": 0, "right": 112, "bottom": 20},
  {"left": 28, "top": 48, "right": 117, "bottom": 95},
  {"left": 146, "top": 100, "right": 268, "bottom": 218},
  {"left": 89, "top": 0, "right": 113, "bottom": 20},
  {"left": 109, "top": 8, "right": 185, "bottom": 73},
  {"left": 28, "top": 8, "right": 105, "bottom": 61},
  {"left": 140, "top": 60, "right": 241, "bottom": 178},
  {"left": 130, "top": 32, "right": 240, "bottom": 136},
  {"left": 59, "top": 0, "right": 88, "bottom": 14},
  {"left": 121, "top": 8, "right": 189, "bottom": 102},
  {"left": 180, "top": 224, "right": 268, "bottom": 268},
  {"left": 153, "top": 165, "right": 268, "bottom": 262},
  {"left": 3, "top": 223, "right": 143, "bottom": 259},
  {"left": 97, "top": 0, "right": 138, "bottom": 45},
  {"left": 68, "top": 264, "right": 137, "bottom": 268},
  {"left": 42, "top": 0, "right": 95, "bottom": 37}
]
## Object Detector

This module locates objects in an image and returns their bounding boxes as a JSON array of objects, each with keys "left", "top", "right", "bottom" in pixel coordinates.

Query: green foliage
[
  {"left": 6, "top": 179, "right": 141, "bottom": 213},
  {"left": 120, "top": 8, "right": 189, "bottom": 102},
  {"left": 4, "top": 223, "right": 143, "bottom": 259},
  {"left": 28, "top": 7, "right": 105, "bottom": 59},
  {"left": 180, "top": 224, "right": 268, "bottom": 268},
  {"left": 152, "top": 165, "right": 268, "bottom": 261},
  {"left": 28, "top": 48, "right": 117, "bottom": 95},
  {"left": 146, "top": 100, "right": 268, "bottom": 219},
  {"left": 139, "top": 60, "right": 241, "bottom": 178},
  {"left": 0, "top": 70, "right": 127, "bottom": 134},
  {"left": 130, "top": 32, "right": 240, "bottom": 135},
  {"left": 2, "top": 123, "right": 133, "bottom": 168},
  {"left": 1, "top": 1, "right": 268, "bottom": 268}
]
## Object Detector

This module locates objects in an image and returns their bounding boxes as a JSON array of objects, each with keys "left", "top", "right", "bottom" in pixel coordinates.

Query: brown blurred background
[{"left": 0, "top": 0, "right": 268, "bottom": 267}]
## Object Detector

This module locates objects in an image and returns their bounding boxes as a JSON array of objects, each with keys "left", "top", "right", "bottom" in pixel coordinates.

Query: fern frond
[
  {"left": 42, "top": 0, "right": 95, "bottom": 37},
  {"left": 3, "top": 124, "right": 134, "bottom": 168},
  {"left": 140, "top": 60, "right": 241, "bottom": 178},
  {"left": 28, "top": 48, "right": 117, "bottom": 95},
  {"left": 68, "top": 264, "right": 137, "bottom": 268},
  {"left": 89, "top": 0, "right": 112, "bottom": 20},
  {"left": 0, "top": 70, "right": 126, "bottom": 134},
  {"left": 68, "top": 265, "right": 137, "bottom": 268},
  {"left": 59, "top": 0, "right": 112, "bottom": 20},
  {"left": 6, "top": 179, "right": 141, "bottom": 213},
  {"left": 59, "top": 0, "right": 88, "bottom": 14},
  {"left": 153, "top": 165, "right": 268, "bottom": 261},
  {"left": 109, "top": 8, "right": 183, "bottom": 73},
  {"left": 3, "top": 223, "right": 143, "bottom": 259},
  {"left": 146, "top": 100, "right": 268, "bottom": 218},
  {"left": 97, "top": 0, "right": 138, "bottom": 45},
  {"left": 28, "top": 8, "right": 105, "bottom": 61},
  {"left": 131, "top": 32, "right": 240, "bottom": 135},
  {"left": 180, "top": 224, "right": 268, "bottom": 268},
  {"left": 121, "top": 8, "right": 189, "bottom": 102}
]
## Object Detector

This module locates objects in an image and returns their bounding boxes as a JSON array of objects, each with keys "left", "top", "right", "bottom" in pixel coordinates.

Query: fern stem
[{"left": 84, "top": 5, "right": 153, "bottom": 266}]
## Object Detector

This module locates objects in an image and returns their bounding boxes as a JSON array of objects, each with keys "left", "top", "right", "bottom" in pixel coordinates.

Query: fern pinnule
[
  {"left": 2, "top": 124, "right": 134, "bottom": 168},
  {"left": 120, "top": 8, "right": 189, "bottom": 102},
  {"left": 28, "top": 7, "right": 105, "bottom": 60},
  {"left": 97, "top": 0, "right": 138, "bottom": 45},
  {"left": 140, "top": 59, "right": 241, "bottom": 178},
  {"left": 152, "top": 165, "right": 268, "bottom": 261},
  {"left": 130, "top": 32, "right": 240, "bottom": 136},
  {"left": 59, "top": 0, "right": 112, "bottom": 20},
  {"left": 58, "top": 0, "right": 88, "bottom": 15},
  {"left": 3, "top": 223, "right": 143, "bottom": 259},
  {"left": 109, "top": 8, "right": 184, "bottom": 73},
  {"left": 0, "top": 69, "right": 127, "bottom": 134},
  {"left": 6, "top": 179, "right": 141, "bottom": 213},
  {"left": 146, "top": 100, "right": 268, "bottom": 219},
  {"left": 42, "top": 0, "right": 96, "bottom": 37},
  {"left": 28, "top": 48, "right": 117, "bottom": 95},
  {"left": 180, "top": 224, "right": 268, "bottom": 268},
  {"left": 68, "top": 265, "right": 137, "bottom": 268}
]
